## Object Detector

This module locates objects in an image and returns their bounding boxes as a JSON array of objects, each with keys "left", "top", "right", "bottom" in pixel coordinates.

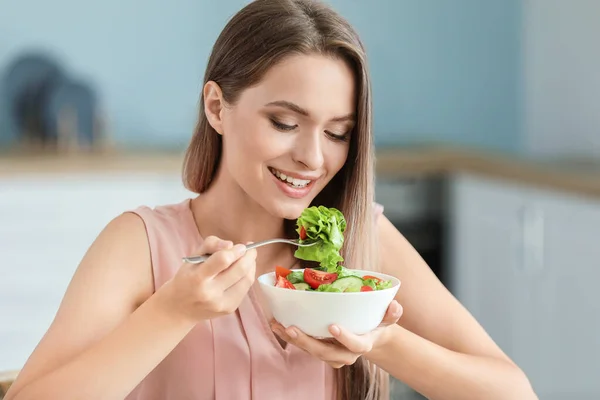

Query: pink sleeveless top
[{"left": 124, "top": 198, "right": 384, "bottom": 400}]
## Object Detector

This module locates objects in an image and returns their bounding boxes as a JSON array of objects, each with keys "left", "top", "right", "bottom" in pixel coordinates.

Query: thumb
[
  {"left": 381, "top": 300, "right": 403, "bottom": 326},
  {"left": 197, "top": 235, "right": 233, "bottom": 256}
]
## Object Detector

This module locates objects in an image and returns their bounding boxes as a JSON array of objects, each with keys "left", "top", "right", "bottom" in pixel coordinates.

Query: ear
[{"left": 203, "top": 81, "right": 225, "bottom": 135}]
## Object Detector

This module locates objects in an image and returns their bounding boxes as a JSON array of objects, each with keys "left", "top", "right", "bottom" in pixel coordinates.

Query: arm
[
  {"left": 365, "top": 216, "right": 537, "bottom": 400},
  {"left": 4, "top": 213, "right": 197, "bottom": 400}
]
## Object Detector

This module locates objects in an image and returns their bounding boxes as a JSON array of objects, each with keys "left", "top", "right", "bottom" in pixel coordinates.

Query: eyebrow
[{"left": 264, "top": 100, "right": 355, "bottom": 122}]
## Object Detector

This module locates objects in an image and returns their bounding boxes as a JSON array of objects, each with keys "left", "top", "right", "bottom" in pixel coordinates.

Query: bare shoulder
[
  {"left": 73, "top": 211, "right": 155, "bottom": 307},
  {"left": 8, "top": 211, "right": 154, "bottom": 393},
  {"left": 376, "top": 214, "right": 514, "bottom": 363},
  {"left": 61, "top": 211, "right": 155, "bottom": 310}
]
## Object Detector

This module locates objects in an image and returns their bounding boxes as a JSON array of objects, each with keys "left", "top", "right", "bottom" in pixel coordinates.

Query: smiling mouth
[{"left": 268, "top": 167, "right": 312, "bottom": 189}]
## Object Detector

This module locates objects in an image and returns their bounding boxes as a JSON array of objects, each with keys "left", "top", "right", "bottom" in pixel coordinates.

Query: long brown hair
[{"left": 182, "top": 0, "right": 387, "bottom": 398}]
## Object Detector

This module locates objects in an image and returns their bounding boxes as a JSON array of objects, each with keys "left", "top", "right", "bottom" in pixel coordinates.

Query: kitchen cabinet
[
  {"left": 0, "top": 172, "right": 193, "bottom": 371},
  {"left": 448, "top": 172, "right": 600, "bottom": 399}
]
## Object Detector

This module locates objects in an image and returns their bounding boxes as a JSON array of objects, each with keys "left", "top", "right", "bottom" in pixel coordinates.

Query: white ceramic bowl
[{"left": 257, "top": 269, "right": 401, "bottom": 338}]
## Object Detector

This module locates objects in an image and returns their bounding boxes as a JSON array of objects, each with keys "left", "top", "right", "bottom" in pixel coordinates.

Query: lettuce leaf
[
  {"left": 286, "top": 270, "right": 305, "bottom": 284},
  {"left": 332, "top": 265, "right": 359, "bottom": 279},
  {"left": 315, "top": 283, "right": 342, "bottom": 292},
  {"left": 375, "top": 279, "right": 393, "bottom": 290},
  {"left": 362, "top": 278, "right": 379, "bottom": 290},
  {"left": 294, "top": 206, "right": 347, "bottom": 272}
]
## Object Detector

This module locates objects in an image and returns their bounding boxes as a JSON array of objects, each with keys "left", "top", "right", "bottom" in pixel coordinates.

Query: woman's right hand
[{"left": 158, "top": 236, "right": 258, "bottom": 323}]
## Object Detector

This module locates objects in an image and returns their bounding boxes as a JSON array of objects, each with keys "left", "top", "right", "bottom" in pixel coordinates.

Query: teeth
[{"left": 271, "top": 168, "right": 311, "bottom": 188}]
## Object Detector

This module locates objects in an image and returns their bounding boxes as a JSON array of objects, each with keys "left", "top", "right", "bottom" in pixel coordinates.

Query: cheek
[
  {"left": 326, "top": 143, "right": 350, "bottom": 176},
  {"left": 222, "top": 111, "right": 280, "bottom": 168}
]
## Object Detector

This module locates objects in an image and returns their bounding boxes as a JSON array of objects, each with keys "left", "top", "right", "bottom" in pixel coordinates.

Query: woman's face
[{"left": 208, "top": 53, "right": 356, "bottom": 220}]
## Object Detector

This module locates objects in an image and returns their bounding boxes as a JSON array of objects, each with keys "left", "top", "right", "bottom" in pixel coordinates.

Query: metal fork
[{"left": 182, "top": 238, "right": 318, "bottom": 264}]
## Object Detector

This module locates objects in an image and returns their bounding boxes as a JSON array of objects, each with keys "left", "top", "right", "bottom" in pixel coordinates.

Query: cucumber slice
[
  {"left": 330, "top": 276, "right": 363, "bottom": 292},
  {"left": 293, "top": 282, "right": 311, "bottom": 291}
]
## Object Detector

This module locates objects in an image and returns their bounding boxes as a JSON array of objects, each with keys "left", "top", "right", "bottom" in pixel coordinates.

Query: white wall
[
  {"left": 0, "top": 172, "right": 194, "bottom": 371},
  {"left": 523, "top": 0, "right": 600, "bottom": 158}
]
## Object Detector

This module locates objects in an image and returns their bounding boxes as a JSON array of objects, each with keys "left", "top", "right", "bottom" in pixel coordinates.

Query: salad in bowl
[
  {"left": 274, "top": 265, "right": 393, "bottom": 293},
  {"left": 257, "top": 206, "right": 400, "bottom": 337}
]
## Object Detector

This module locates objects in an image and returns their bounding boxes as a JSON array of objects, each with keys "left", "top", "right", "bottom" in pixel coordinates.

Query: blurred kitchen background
[{"left": 1, "top": 0, "right": 599, "bottom": 399}]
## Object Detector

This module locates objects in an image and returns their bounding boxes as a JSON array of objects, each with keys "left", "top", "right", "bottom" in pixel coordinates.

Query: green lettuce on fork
[
  {"left": 279, "top": 205, "right": 393, "bottom": 293},
  {"left": 293, "top": 206, "right": 347, "bottom": 272}
]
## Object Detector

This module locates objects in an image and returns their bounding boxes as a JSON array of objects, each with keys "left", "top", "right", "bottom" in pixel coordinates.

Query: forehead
[{"left": 238, "top": 53, "right": 356, "bottom": 119}]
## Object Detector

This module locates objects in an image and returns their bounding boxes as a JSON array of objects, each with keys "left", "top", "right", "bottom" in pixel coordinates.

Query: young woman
[{"left": 5, "top": 1, "right": 537, "bottom": 399}]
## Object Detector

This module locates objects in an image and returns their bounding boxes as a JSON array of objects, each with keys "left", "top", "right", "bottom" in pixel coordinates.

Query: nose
[{"left": 292, "top": 129, "right": 324, "bottom": 171}]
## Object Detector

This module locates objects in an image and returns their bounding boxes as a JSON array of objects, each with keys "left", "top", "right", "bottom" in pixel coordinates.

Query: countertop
[
  {"left": 2, "top": 146, "right": 600, "bottom": 199},
  {"left": 375, "top": 147, "right": 600, "bottom": 198}
]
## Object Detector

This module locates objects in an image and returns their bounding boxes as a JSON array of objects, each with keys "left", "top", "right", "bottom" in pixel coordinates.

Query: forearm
[
  {"left": 365, "top": 324, "right": 537, "bottom": 400},
  {"left": 8, "top": 290, "right": 197, "bottom": 400}
]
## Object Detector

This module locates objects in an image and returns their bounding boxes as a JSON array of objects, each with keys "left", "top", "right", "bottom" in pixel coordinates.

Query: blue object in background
[{"left": 0, "top": 0, "right": 522, "bottom": 153}]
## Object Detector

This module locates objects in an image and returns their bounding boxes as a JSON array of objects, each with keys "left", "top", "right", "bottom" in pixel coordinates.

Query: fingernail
[
  {"left": 330, "top": 325, "right": 341, "bottom": 336},
  {"left": 233, "top": 244, "right": 247, "bottom": 257},
  {"left": 287, "top": 328, "right": 298, "bottom": 339},
  {"left": 394, "top": 304, "right": 403, "bottom": 316},
  {"left": 219, "top": 240, "right": 233, "bottom": 249}
]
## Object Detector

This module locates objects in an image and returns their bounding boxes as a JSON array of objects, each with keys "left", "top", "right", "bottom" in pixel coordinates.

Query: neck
[{"left": 190, "top": 171, "right": 296, "bottom": 272}]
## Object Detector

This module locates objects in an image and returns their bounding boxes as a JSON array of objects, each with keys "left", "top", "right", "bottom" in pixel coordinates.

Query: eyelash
[
  {"left": 269, "top": 118, "right": 349, "bottom": 142},
  {"left": 270, "top": 119, "right": 296, "bottom": 132}
]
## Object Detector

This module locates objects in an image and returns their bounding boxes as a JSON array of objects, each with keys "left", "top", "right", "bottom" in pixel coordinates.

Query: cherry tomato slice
[
  {"left": 275, "top": 275, "right": 296, "bottom": 289},
  {"left": 275, "top": 265, "right": 292, "bottom": 279},
  {"left": 299, "top": 226, "right": 307, "bottom": 240},
  {"left": 363, "top": 275, "right": 381, "bottom": 282},
  {"left": 303, "top": 269, "right": 338, "bottom": 290}
]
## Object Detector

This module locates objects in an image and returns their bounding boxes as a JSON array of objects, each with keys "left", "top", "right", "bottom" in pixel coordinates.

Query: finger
[
  {"left": 218, "top": 247, "right": 257, "bottom": 292},
  {"left": 200, "top": 243, "right": 247, "bottom": 277},
  {"left": 270, "top": 322, "right": 295, "bottom": 343},
  {"left": 380, "top": 300, "right": 403, "bottom": 326},
  {"left": 270, "top": 321, "right": 333, "bottom": 347},
  {"left": 220, "top": 250, "right": 257, "bottom": 312},
  {"left": 327, "top": 361, "right": 346, "bottom": 369},
  {"left": 270, "top": 323, "right": 351, "bottom": 368},
  {"left": 196, "top": 235, "right": 234, "bottom": 256},
  {"left": 277, "top": 325, "right": 358, "bottom": 365},
  {"left": 328, "top": 325, "right": 374, "bottom": 354},
  {"left": 184, "top": 236, "right": 233, "bottom": 270}
]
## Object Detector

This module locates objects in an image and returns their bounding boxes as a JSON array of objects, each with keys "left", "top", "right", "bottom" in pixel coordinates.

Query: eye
[
  {"left": 270, "top": 118, "right": 297, "bottom": 132},
  {"left": 326, "top": 130, "right": 350, "bottom": 142}
]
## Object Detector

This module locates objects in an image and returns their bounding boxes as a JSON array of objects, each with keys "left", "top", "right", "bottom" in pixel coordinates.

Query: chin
[{"left": 268, "top": 199, "right": 311, "bottom": 221}]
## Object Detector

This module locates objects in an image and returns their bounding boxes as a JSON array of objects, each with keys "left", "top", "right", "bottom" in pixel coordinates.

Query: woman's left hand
[{"left": 270, "top": 300, "right": 403, "bottom": 369}]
